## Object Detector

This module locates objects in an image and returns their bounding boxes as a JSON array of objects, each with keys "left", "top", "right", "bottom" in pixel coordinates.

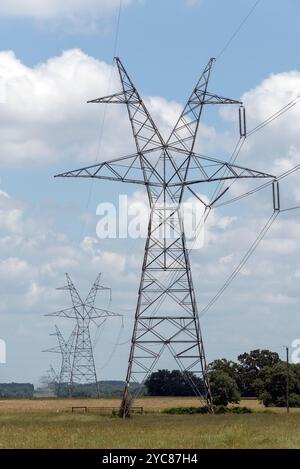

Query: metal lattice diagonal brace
[
  {"left": 44, "top": 325, "right": 77, "bottom": 396},
  {"left": 55, "top": 58, "right": 276, "bottom": 416},
  {"left": 46, "top": 273, "right": 120, "bottom": 397}
]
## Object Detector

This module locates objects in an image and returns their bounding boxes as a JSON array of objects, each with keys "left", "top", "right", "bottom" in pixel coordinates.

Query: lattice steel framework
[
  {"left": 47, "top": 364, "right": 58, "bottom": 386},
  {"left": 44, "top": 364, "right": 59, "bottom": 395},
  {"left": 44, "top": 325, "right": 77, "bottom": 396},
  {"left": 46, "top": 273, "right": 119, "bottom": 397},
  {"left": 55, "top": 58, "right": 275, "bottom": 416}
]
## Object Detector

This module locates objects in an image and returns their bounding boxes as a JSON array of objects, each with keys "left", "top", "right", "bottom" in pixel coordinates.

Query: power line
[
  {"left": 210, "top": 136, "right": 246, "bottom": 204},
  {"left": 212, "top": 95, "right": 300, "bottom": 207},
  {"left": 210, "top": 94, "right": 300, "bottom": 208},
  {"left": 214, "top": 158, "right": 300, "bottom": 210},
  {"left": 217, "top": 0, "right": 262, "bottom": 59},
  {"left": 99, "top": 319, "right": 124, "bottom": 370},
  {"left": 198, "top": 174, "right": 300, "bottom": 325},
  {"left": 113, "top": 0, "right": 123, "bottom": 59},
  {"left": 79, "top": 0, "right": 123, "bottom": 243},
  {"left": 278, "top": 162, "right": 300, "bottom": 181},
  {"left": 199, "top": 210, "right": 279, "bottom": 317},
  {"left": 247, "top": 95, "right": 300, "bottom": 137},
  {"left": 279, "top": 205, "right": 300, "bottom": 214},
  {"left": 214, "top": 179, "right": 273, "bottom": 208}
]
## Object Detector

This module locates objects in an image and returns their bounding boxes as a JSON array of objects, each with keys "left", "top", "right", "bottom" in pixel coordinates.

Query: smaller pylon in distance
[
  {"left": 46, "top": 273, "right": 121, "bottom": 397},
  {"left": 44, "top": 325, "right": 77, "bottom": 396}
]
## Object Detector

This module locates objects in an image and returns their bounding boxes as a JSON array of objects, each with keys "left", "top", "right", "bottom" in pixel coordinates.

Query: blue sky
[
  {"left": 1, "top": 0, "right": 299, "bottom": 95},
  {"left": 1, "top": 0, "right": 300, "bottom": 385}
]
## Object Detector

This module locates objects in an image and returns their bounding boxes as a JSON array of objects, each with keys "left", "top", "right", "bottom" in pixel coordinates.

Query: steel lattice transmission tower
[
  {"left": 55, "top": 57, "right": 275, "bottom": 416},
  {"left": 46, "top": 273, "right": 120, "bottom": 397},
  {"left": 45, "top": 365, "right": 59, "bottom": 396},
  {"left": 47, "top": 365, "right": 59, "bottom": 387},
  {"left": 44, "top": 325, "right": 77, "bottom": 396}
]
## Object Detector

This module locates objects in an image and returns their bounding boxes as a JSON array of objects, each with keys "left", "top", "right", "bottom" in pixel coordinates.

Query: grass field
[
  {"left": 0, "top": 397, "right": 206, "bottom": 413},
  {"left": 0, "top": 398, "right": 300, "bottom": 448}
]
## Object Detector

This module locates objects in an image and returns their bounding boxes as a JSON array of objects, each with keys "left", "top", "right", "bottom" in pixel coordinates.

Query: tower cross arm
[
  {"left": 43, "top": 346, "right": 61, "bottom": 354},
  {"left": 85, "top": 273, "right": 112, "bottom": 307},
  {"left": 87, "top": 90, "right": 140, "bottom": 105},
  {"left": 45, "top": 307, "right": 80, "bottom": 320},
  {"left": 196, "top": 91, "right": 242, "bottom": 105},
  {"left": 54, "top": 152, "right": 164, "bottom": 187},
  {"left": 88, "top": 306, "right": 122, "bottom": 320},
  {"left": 167, "top": 153, "right": 275, "bottom": 187}
]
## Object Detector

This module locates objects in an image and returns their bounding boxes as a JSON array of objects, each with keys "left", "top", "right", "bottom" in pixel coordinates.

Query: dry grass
[
  {"left": 0, "top": 397, "right": 210, "bottom": 413},
  {"left": 0, "top": 397, "right": 299, "bottom": 414},
  {"left": 0, "top": 411, "right": 300, "bottom": 448},
  {"left": 0, "top": 398, "right": 300, "bottom": 448}
]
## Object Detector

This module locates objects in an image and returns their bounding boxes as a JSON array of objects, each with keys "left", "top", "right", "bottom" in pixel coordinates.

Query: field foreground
[{"left": 0, "top": 398, "right": 300, "bottom": 449}]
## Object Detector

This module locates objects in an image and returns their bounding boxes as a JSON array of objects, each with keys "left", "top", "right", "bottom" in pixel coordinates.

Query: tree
[
  {"left": 208, "top": 359, "right": 240, "bottom": 382},
  {"left": 237, "top": 349, "right": 280, "bottom": 397},
  {"left": 145, "top": 370, "right": 204, "bottom": 396},
  {"left": 238, "top": 349, "right": 280, "bottom": 371},
  {"left": 208, "top": 371, "right": 240, "bottom": 406},
  {"left": 254, "top": 362, "right": 300, "bottom": 407}
]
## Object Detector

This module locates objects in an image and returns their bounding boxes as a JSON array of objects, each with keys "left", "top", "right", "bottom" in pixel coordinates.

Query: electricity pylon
[
  {"left": 55, "top": 57, "right": 275, "bottom": 416},
  {"left": 47, "top": 364, "right": 58, "bottom": 385},
  {"left": 44, "top": 325, "right": 77, "bottom": 396},
  {"left": 46, "top": 273, "right": 120, "bottom": 397},
  {"left": 46, "top": 365, "right": 59, "bottom": 395}
]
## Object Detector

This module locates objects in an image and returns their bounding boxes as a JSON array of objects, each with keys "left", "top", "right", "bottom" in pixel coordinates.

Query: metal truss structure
[
  {"left": 46, "top": 273, "right": 119, "bottom": 397},
  {"left": 44, "top": 325, "right": 77, "bottom": 396},
  {"left": 45, "top": 365, "right": 59, "bottom": 395},
  {"left": 55, "top": 57, "right": 275, "bottom": 416},
  {"left": 47, "top": 364, "right": 59, "bottom": 386}
]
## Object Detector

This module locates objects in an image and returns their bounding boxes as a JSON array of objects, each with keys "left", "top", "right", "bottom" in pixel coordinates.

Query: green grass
[{"left": 1, "top": 412, "right": 300, "bottom": 448}]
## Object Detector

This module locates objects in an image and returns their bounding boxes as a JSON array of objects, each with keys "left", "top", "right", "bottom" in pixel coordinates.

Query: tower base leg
[{"left": 119, "top": 390, "right": 133, "bottom": 418}]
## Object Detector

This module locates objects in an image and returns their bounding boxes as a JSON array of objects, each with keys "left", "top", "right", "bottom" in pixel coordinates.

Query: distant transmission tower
[
  {"left": 55, "top": 57, "right": 276, "bottom": 416},
  {"left": 47, "top": 273, "right": 120, "bottom": 397},
  {"left": 44, "top": 325, "right": 77, "bottom": 396},
  {"left": 47, "top": 364, "right": 58, "bottom": 384},
  {"left": 46, "top": 364, "right": 59, "bottom": 395}
]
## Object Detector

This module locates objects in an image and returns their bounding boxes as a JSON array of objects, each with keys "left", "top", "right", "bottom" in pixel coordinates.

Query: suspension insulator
[
  {"left": 272, "top": 180, "right": 280, "bottom": 211},
  {"left": 239, "top": 105, "right": 247, "bottom": 138}
]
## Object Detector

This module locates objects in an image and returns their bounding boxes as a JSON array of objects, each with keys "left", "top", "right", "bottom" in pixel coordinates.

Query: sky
[{"left": 1, "top": 0, "right": 300, "bottom": 385}]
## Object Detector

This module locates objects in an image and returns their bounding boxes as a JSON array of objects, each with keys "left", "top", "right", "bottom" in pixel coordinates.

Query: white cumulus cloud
[
  {"left": 0, "top": 49, "right": 191, "bottom": 167},
  {"left": 0, "top": 0, "right": 135, "bottom": 19}
]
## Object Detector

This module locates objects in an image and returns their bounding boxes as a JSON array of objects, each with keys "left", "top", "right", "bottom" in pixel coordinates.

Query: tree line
[
  {"left": 145, "top": 349, "right": 300, "bottom": 407},
  {"left": 1, "top": 349, "right": 299, "bottom": 406},
  {"left": 0, "top": 383, "right": 34, "bottom": 398}
]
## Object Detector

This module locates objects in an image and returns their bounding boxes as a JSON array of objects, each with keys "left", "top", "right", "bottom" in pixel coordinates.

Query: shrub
[
  {"left": 163, "top": 405, "right": 253, "bottom": 415},
  {"left": 230, "top": 406, "right": 253, "bottom": 414}
]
